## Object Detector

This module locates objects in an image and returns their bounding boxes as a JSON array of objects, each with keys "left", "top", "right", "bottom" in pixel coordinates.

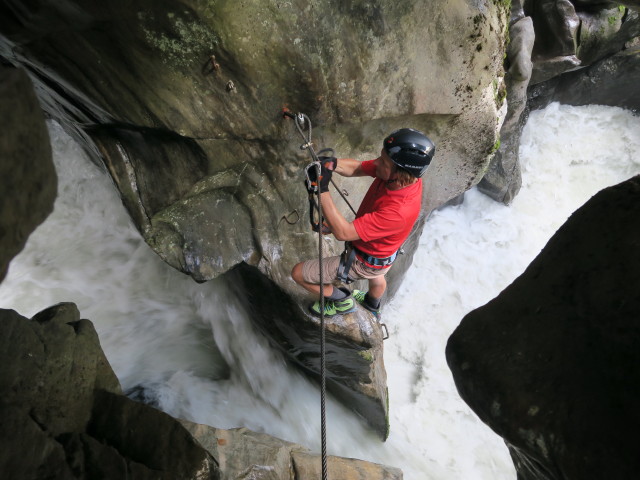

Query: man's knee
[
  {"left": 292, "top": 262, "right": 304, "bottom": 285},
  {"left": 368, "top": 275, "right": 387, "bottom": 297}
]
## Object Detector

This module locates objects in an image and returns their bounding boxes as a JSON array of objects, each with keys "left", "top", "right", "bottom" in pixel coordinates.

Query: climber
[{"left": 291, "top": 128, "right": 436, "bottom": 318}]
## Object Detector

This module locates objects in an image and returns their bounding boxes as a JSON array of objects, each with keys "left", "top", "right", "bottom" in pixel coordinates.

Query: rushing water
[{"left": 1, "top": 103, "right": 639, "bottom": 479}]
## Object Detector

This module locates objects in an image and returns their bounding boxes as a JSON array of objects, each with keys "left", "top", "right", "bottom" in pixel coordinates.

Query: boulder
[
  {"left": 478, "top": 16, "right": 535, "bottom": 204},
  {"left": 525, "top": 1, "right": 639, "bottom": 85},
  {"left": 181, "top": 421, "right": 403, "bottom": 480},
  {"left": 446, "top": 176, "right": 640, "bottom": 479},
  {"left": 0, "top": 302, "right": 402, "bottom": 478},
  {"left": 229, "top": 263, "right": 390, "bottom": 439},
  {"left": 528, "top": 45, "right": 640, "bottom": 111},
  {"left": 528, "top": 0, "right": 582, "bottom": 84},
  {"left": 0, "top": 65, "right": 57, "bottom": 282},
  {"left": 0, "top": 305, "right": 220, "bottom": 479},
  {"left": 575, "top": 5, "right": 638, "bottom": 66}
]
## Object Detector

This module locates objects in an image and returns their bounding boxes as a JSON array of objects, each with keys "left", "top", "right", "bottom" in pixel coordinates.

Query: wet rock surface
[
  {"left": 0, "top": 66, "right": 56, "bottom": 282},
  {"left": 0, "top": 304, "right": 220, "bottom": 479},
  {"left": 447, "top": 176, "right": 640, "bottom": 480},
  {"left": 478, "top": 16, "right": 535, "bottom": 204},
  {"left": 529, "top": 45, "right": 640, "bottom": 111},
  {"left": 181, "top": 422, "right": 403, "bottom": 480},
  {"left": 229, "top": 263, "right": 390, "bottom": 439},
  {"left": 0, "top": 302, "right": 402, "bottom": 478},
  {"left": 483, "top": 0, "right": 638, "bottom": 204},
  {"left": 0, "top": 0, "right": 511, "bottom": 438}
]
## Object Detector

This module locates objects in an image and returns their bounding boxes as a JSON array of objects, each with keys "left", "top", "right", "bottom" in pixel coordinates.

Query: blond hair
[{"left": 393, "top": 167, "right": 417, "bottom": 188}]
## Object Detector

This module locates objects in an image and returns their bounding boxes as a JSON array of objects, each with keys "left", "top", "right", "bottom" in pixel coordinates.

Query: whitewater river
[{"left": 1, "top": 103, "right": 639, "bottom": 479}]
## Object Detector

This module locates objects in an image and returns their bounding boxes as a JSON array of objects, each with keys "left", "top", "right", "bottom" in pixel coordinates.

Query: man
[{"left": 291, "top": 128, "right": 435, "bottom": 318}]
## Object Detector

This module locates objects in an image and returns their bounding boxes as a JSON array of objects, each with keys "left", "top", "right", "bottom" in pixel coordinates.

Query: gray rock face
[
  {"left": 229, "top": 263, "right": 390, "bottom": 439},
  {"left": 481, "top": 0, "right": 638, "bottom": 205},
  {"left": 528, "top": 45, "right": 640, "bottom": 111},
  {"left": 525, "top": 1, "right": 638, "bottom": 85},
  {"left": 0, "top": 0, "right": 510, "bottom": 286},
  {"left": 478, "top": 16, "right": 535, "bottom": 204},
  {"left": 575, "top": 5, "right": 638, "bottom": 66},
  {"left": 446, "top": 176, "right": 640, "bottom": 479},
  {"left": 181, "top": 422, "right": 404, "bottom": 480},
  {"left": 0, "top": 66, "right": 56, "bottom": 282},
  {"left": 528, "top": 0, "right": 582, "bottom": 85},
  {"left": 0, "top": 304, "right": 220, "bottom": 479}
]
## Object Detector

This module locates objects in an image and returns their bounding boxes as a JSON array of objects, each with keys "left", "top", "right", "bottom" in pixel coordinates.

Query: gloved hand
[
  {"left": 318, "top": 156, "right": 337, "bottom": 192},
  {"left": 306, "top": 156, "right": 337, "bottom": 193}
]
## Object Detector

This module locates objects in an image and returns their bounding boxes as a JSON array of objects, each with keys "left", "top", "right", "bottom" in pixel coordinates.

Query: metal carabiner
[{"left": 380, "top": 322, "right": 389, "bottom": 340}]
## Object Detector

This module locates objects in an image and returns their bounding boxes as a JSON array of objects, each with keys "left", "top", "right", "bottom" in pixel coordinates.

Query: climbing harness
[
  {"left": 337, "top": 241, "right": 391, "bottom": 340},
  {"left": 336, "top": 243, "right": 357, "bottom": 284}
]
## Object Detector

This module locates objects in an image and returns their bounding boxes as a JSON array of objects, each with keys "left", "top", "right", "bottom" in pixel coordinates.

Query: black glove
[{"left": 306, "top": 156, "right": 337, "bottom": 193}]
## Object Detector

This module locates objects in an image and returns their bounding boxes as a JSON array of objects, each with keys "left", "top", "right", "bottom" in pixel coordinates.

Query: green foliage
[{"left": 358, "top": 350, "right": 374, "bottom": 363}]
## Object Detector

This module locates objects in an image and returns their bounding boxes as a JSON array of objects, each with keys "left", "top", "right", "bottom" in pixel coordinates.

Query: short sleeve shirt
[{"left": 351, "top": 160, "right": 423, "bottom": 258}]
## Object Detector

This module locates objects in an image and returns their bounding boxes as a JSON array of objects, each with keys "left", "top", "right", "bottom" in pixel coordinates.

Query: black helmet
[{"left": 383, "top": 128, "right": 435, "bottom": 178}]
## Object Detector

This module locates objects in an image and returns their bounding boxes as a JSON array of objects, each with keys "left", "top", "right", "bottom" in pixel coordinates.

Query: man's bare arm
[
  {"left": 319, "top": 192, "right": 360, "bottom": 241},
  {"left": 335, "top": 158, "right": 369, "bottom": 177}
]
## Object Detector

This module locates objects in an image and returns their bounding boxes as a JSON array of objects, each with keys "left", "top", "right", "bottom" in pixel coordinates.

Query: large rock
[
  {"left": 0, "top": 0, "right": 510, "bottom": 288},
  {"left": 575, "top": 5, "right": 638, "bottom": 66},
  {"left": 229, "top": 263, "right": 390, "bottom": 439},
  {"left": 0, "top": 304, "right": 220, "bottom": 479},
  {"left": 181, "top": 421, "right": 403, "bottom": 480},
  {"left": 478, "top": 16, "right": 535, "bottom": 204},
  {"left": 525, "top": 0, "right": 638, "bottom": 85},
  {"left": 0, "top": 65, "right": 56, "bottom": 282},
  {"left": 446, "top": 176, "right": 640, "bottom": 479},
  {"left": 0, "top": 302, "right": 402, "bottom": 478},
  {"left": 528, "top": 45, "right": 640, "bottom": 111},
  {"left": 528, "top": 0, "right": 582, "bottom": 85}
]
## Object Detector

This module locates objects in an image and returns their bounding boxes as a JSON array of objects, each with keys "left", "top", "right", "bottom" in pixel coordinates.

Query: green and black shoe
[
  {"left": 333, "top": 294, "right": 356, "bottom": 315},
  {"left": 308, "top": 300, "right": 337, "bottom": 317},
  {"left": 309, "top": 291, "right": 357, "bottom": 317},
  {"left": 353, "top": 289, "right": 381, "bottom": 320}
]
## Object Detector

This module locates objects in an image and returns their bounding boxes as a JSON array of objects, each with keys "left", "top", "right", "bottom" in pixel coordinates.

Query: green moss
[
  {"left": 493, "top": 79, "right": 507, "bottom": 109},
  {"left": 492, "top": 0, "right": 512, "bottom": 15},
  {"left": 618, "top": 5, "right": 626, "bottom": 12},
  {"left": 608, "top": 15, "right": 618, "bottom": 25},
  {"left": 490, "top": 138, "right": 501, "bottom": 154},
  {"left": 358, "top": 350, "right": 374, "bottom": 363}
]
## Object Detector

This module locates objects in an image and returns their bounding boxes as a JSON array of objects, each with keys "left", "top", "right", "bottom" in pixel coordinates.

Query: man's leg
[
  {"left": 291, "top": 258, "right": 356, "bottom": 316},
  {"left": 358, "top": 275, "right": 384, "bottom": 312},
  {"left": 291, "top": 261, "right": 333, "bottom": 297},
  {"left": 367, "top": 275, "right": 386, "bottom": 301}
]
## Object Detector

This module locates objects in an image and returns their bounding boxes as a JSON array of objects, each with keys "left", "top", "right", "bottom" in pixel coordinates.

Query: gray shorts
[{"left": 301, "top": 254, "right": 391, "bottom": 285}]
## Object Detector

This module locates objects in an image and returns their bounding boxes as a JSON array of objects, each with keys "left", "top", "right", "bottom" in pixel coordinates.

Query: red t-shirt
[{"left": 351, "top": 160, "right": 423, "bottom": 258}]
